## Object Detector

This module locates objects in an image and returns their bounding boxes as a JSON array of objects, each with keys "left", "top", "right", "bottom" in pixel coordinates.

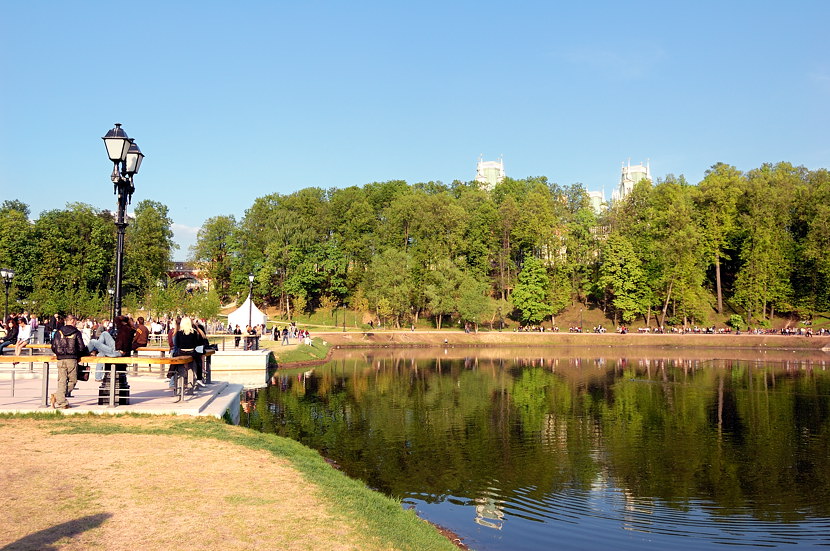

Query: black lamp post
[
  {"left": 248, "top": 273, "right": 254, "bottom": 328},
  {"left": 1, "top": 268, "right": 14, "bottom": 321},
  {"left": 102, "top": 123, "right": 144, "bottom": 318}
]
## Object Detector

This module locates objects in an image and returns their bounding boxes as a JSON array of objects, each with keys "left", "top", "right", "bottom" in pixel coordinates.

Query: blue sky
[{"left": 1, "top": 1, "right": 828, "bottom": 258}]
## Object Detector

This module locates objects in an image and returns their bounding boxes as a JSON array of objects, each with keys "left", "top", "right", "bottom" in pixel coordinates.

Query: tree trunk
[
  {"left": 437, "top": 313, "right": 442, "bottom": 330},
  {"left": 660, "top": 281, "right": 674, "bottom": 328},
  {"left": 715, "top": 256, "right": 723, "bottom": 314}
]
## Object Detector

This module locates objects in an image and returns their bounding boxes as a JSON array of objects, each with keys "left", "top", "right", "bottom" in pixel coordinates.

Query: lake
[{"left": 245, "top": 347, "right": 830, "bottom": 550}]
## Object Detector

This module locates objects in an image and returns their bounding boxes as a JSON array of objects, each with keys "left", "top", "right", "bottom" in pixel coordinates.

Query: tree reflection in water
[{"left": 244, "top": 348, "right": 830, "bottom": 550}]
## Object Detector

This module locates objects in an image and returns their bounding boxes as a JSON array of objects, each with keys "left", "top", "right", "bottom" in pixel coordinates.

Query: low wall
[
  {"left": 210, "top": 350, "right": 275, "bottom": 387},
  {"left": 315, "top": 330, "right": 830, "bottom": 351}
]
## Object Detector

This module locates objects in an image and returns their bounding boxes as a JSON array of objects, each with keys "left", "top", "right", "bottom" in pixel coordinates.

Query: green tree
[
  {"left": 191, "top": 215, "right": 238, "bottom": 302},
  {"left": 363, "top": 249, "right": 413, "bottom": 328},
  {"left": 696, "top": 163, "right": 742, "bottom": 314},
  {"left": 424, "top": 258, "right": 464, "bottom": 329},
  {"left": 0, "top": 201, "right": 36, "bottom": 303},
  {"left": 511, "top": 256, "right": 552, "bottom": 325},
  {"left": 457, "top": 272, "right": 490, "bottom": 330},
  {"left": 124, "top": 200, "right": 176, "bottom": 298},
  {"left": 596, "top": 233, "right": 647, "bottom": 324},
  {"left": 31, "top": 203, "right": 115, "bottom": 317},
  {"left": 733, "top": 164, "right": 796, "bottom": 323}
]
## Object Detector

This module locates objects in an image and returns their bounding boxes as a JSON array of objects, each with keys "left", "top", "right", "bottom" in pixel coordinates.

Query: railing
[
  {"left": 0, "top": 352, "right": 213, "bottom": 408},
  {"left": 0, "top": 357, "right": 53, "bottom": 407}
]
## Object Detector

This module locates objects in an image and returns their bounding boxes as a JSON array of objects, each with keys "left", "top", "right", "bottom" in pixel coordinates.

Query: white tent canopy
[{"left": 227, "top": 294, "right": 268, "bottom": 329}]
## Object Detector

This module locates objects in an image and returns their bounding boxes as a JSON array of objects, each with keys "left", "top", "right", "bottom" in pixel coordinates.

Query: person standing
[
  {"left": 113, "top": 315, "right": 134, "bottom": 357},
  {"left": 50, "top": 314, "right": 89, "bottom": 409},
  {"left": 173, "top": 316, "right": 207, "bottom": 400}
]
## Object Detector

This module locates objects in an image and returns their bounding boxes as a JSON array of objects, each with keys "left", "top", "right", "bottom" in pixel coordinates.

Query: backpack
[{"left": 52, "top": 329, "right": 78, "bottom": 357}]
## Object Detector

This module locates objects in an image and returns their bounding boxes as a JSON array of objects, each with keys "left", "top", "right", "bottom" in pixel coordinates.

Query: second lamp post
[{"left": 1, "top": 268, "right": 14, "bottom": 322}]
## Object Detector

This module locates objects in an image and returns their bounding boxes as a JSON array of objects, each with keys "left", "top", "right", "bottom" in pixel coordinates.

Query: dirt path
[{"left": 0, "top": 418, "right": 366, "bottom": 551}]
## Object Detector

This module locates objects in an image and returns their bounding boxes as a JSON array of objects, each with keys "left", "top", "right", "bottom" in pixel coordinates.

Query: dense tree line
[
  {"left": 193, "top": 162, "right": 830, "bottom": 328},
  {"left": 3, "top": 161, "right": 827, "bottom": 327},
  {"left": 0, "top": 199, "right": 181, "bottom": 318}
]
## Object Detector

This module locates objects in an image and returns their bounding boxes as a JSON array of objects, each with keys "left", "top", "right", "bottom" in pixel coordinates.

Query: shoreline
[{"left": 313, "top": 330, "right": 830, "bottom": 351}]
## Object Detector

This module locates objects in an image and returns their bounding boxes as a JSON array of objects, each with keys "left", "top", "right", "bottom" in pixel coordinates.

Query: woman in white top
[{"left": 13, "top": 317, "right": 31, "bottom": 355}]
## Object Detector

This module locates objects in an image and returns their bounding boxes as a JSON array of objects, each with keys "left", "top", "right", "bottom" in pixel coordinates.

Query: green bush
[{"left": 728, "top": 314, "right": 746, "bottom": 331}]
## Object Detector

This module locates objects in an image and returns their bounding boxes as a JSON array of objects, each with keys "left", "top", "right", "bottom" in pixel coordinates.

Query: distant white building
[
  {"left": 476, "top": 156, "right": 505, "bottom": 191},
  {"left": 587, "top": 190, "right": 605, "bottom": 214},
  {"left": 611, "top": 160, "right": 651, "bottom": 202}
]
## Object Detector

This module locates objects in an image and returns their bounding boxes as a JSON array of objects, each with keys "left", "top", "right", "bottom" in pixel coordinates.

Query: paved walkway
[{"left": 0, "top": 364, "right": 243, "bottom": 420}]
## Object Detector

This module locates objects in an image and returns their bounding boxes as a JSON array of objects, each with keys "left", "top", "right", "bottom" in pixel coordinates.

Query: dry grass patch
[{"left": 0, "top": 418, "right": 370, "bottom": 551}]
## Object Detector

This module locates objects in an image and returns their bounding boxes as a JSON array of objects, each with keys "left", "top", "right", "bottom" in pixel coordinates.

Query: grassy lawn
[{"left": 0, "top": 414, "right": 458, "bottom": 551}]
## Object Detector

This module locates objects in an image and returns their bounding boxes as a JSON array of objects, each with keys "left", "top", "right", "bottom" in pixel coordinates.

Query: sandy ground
[{"left": 0, "top": 418, "right": 364, "bottom": 551}]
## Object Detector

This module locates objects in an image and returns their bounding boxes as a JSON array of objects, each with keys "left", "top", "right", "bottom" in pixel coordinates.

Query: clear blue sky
[{"left": 1, "top": 1, "right": 828, "bottom": 258}]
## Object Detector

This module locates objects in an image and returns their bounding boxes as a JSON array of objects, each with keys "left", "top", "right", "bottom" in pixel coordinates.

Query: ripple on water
[{"left": 405, "top": 481, "right": 830, "bottom": 551}]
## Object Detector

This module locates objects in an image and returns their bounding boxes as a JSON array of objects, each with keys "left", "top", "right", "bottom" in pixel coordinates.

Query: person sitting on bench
[
  {"left": 0, "top": 317, "right": 18, "bottom": 355},
  {"left": 87, "top": 318, "right": 126, "bottom": 380}
]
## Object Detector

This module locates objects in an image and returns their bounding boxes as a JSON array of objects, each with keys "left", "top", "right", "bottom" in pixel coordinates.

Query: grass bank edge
[
  {"left": 264, "top": 337, "right": 333, "bottom": 366},
  {"left": 0, "top": 414, "right": 457, "bottom": 551}
]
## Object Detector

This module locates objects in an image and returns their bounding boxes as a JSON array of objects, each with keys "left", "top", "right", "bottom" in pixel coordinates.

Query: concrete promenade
[{"left": 0, "top": 367, "right": 243, "bottom": 422}]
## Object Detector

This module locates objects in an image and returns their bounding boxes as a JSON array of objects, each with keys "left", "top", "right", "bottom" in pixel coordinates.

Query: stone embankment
[{"left": 316, "top": 330, "right": 830, "bottom": 351}]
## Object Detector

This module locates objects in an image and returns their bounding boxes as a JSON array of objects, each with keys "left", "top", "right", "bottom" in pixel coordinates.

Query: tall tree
[
  {"left": 191, "top": 215, "right": 238, "bottom": 301},
  {"left": 363, "top": 248, "right": 414, "bottom": 328},
  {"left": 511, "top": 256, "right": 552, "bottom": 325},
  {"left": 596, "top": 233, "right": 648, "bottom": 325},
  {"left": 696, "top": 163, "right": 742, "bottom": 314},
  {"left": 31, "top": 203, "right": 115, "bottom": 316},
  {"left": 733, "top": 163, "right": 797, "bottom": 323},
  {"left": 0, "top": 200, "right": 36, "bottom": 301},
  {"left": 124, "top": 199, "right": 176, "bottom": 298}
]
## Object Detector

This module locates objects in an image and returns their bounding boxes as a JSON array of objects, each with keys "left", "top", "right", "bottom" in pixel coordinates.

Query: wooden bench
[
  {"left": 0, "top": 342, "right": 52, "bottom": 356},
  {"left": 82, "top": 355, "right": 198, "bottom": 405},
  {"left": 134, "top": 348, "right": 214, "bottom": 383},
  {"left": 83, "top": 350, "right": 215, "bottom": 404}
]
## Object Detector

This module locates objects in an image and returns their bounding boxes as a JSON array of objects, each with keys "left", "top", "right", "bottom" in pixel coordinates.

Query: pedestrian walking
[{"left": 50, "top": 314, "right": 89, "bottom": 409}]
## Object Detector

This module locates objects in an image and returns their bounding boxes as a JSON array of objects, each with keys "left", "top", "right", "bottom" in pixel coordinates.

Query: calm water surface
[{"left": 246, "top": 347, "right": 830, "bottom": 550}]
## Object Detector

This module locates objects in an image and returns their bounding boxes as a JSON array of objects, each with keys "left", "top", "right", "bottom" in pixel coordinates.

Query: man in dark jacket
[
  {"left": 50, "top": 314, "right": 89, "bottom": 408},
  {"left": 132, "top": 316, "right": 149, "bottom": 355}
]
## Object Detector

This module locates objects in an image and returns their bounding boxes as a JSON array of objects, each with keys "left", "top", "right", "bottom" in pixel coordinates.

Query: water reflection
[{"left": 247, "top": 348, "right": 830, "bottom": 550}]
